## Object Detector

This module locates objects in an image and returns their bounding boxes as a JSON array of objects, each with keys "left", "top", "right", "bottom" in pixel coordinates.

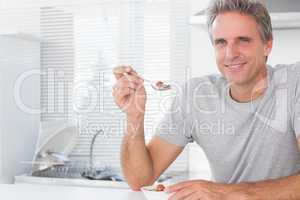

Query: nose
[{"left": 225, "top": 43, "right": 240, "bottom": 61}]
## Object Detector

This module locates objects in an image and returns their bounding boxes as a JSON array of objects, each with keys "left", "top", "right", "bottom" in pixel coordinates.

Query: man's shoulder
[
  {"left": 271, "top": 62, "right": 300, "bottom": 85},
  {"left": 272, "top": 62, "right": 300, "bottom": 74}
]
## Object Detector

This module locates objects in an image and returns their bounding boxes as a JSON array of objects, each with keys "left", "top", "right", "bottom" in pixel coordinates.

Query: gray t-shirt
[{"left": 156, "top": 62, "right": 300, "bottom": 183}]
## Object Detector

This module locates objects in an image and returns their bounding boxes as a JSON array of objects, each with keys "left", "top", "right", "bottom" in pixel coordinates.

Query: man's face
[{"left": 211, "top": 12, "right": 273, "bottom": 87}]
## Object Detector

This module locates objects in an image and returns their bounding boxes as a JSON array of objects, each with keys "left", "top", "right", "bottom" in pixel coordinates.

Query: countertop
[
  {"left": 0, "top": 184, "right": 147, "bottom": 200},
  {"left": 8, "top": 171, "right": 211, "bottom": 199}
]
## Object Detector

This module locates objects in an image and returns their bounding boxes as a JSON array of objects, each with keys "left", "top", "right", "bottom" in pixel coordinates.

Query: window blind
[{"left": 40, "top": 7, "right": 75, "bottom": 121}]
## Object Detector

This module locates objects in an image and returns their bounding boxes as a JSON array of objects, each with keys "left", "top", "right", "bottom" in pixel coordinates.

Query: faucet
[
  {"left": 81, "top": 129, "right": 106, "bottom": 179},
  {"left": 89, "top": 129, "right": 104, "bottom": 171},
  {"left": 81, "top": 129, "right": 123, "bottom": 181}
]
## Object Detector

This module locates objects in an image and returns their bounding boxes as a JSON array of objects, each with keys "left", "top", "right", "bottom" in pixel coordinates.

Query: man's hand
[
  {"left": 166, "top": 180, "right": 254, "bottom": 200},
  {"left": 112, "top": 65, "right": 146, "bottom": 119}
]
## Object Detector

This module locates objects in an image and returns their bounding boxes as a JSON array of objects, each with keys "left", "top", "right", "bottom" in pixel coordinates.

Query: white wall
[
  {"left": 268, "top": 29, "right": 300, "bottom": 65},
  {"left": 189, "top": 0, "right": 218, "bottom": 79},
  {"left": 0, "top": 7, "right": 40, "bottom": 36}
]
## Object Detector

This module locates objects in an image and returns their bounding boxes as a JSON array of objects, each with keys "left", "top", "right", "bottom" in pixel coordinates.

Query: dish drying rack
[{"left": 31, "top": 128, "right": 123, "bottom": 181}]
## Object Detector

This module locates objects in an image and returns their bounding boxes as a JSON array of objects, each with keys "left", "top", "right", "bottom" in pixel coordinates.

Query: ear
[{"left": 264, "top": 39, "right": 273, "bottom": 57}]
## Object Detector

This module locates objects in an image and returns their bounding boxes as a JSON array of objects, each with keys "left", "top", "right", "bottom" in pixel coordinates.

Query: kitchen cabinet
[{"left": 0, "top": 33, "right": 40, "bottom": 183}]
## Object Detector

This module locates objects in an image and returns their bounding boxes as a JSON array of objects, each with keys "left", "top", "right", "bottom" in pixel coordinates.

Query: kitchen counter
[
  {"left": 7, "top": 171, "right": 211, "bottom": 200},
  {"left": 15, "top": 170, "right": 210, "bottom": 189},
  {"left": 0, "top": 184, "right": 146, "bottom": 200}
]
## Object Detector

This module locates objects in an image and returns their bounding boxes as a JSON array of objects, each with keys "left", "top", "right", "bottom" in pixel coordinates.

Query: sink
[{"left": 31, "top": 164, "right": 123, "bottom": 181}]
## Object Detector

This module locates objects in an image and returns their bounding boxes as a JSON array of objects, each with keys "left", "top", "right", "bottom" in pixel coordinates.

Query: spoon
[
  {"left": 143, "top": 79, "right": 171, "bottom": 91},
  {"left": 122, "top": 72, "right": 171, "bottom": 91}
]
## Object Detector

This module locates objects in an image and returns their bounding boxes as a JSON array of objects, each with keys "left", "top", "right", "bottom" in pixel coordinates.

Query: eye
[
  {"left": 215, "top": 39, "right": 227, "bottom": 46},
  {"left": 239, "top": 37, "right": 251, "bottom": 43}
]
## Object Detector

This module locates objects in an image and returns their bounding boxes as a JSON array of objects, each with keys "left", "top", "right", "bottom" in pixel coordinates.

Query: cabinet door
[{"left": 0, "top": 35, "right": 40, "bottom": 183}]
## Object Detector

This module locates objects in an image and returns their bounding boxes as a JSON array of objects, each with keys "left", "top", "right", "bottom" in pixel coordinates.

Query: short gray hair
[{"left": 206, "top": 0, "right": 273, "bottom": 43}]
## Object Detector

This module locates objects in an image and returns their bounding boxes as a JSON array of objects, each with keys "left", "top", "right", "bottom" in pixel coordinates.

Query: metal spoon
[
  {"left": 122, "top": 72, "right": 171, "bottom": 91},
  {"left": 143, "top": 79, "right": 171, "bottom": 91}
]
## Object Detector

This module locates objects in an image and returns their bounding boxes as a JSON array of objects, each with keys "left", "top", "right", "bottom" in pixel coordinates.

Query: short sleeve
[{"left": 155, "top": 82, "right": 194, "bottom": 147}]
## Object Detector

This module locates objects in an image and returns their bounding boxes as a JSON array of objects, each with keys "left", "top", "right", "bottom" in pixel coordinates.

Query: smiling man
[{"left": 112, "top": 0, "right": 300, "bottom": 199}]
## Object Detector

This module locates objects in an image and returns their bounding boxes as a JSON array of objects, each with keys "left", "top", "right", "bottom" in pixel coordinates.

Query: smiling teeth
[
  {"left": 228, "top": 64, "right": 243, "bottom": 68},
  {"left": 231, "top": 64, "right": 241, "bottom": 68}
]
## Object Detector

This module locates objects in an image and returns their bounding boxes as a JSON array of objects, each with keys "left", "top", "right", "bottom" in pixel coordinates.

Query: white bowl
[{"left": 141, "top": 185, "right": 171, "bottom": 200}]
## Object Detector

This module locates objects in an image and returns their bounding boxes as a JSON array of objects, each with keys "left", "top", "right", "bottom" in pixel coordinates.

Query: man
[{"left": 112, "top": 0, "right": 300, "bottom": 199}]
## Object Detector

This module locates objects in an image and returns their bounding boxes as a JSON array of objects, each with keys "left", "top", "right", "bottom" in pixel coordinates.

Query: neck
[{"left": 230, "top": 68, "right": 268, "bottom": 103}]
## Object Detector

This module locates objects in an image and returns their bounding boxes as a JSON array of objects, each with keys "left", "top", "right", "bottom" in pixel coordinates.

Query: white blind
[{"left": 40, "top": 7, "right": 75, "bottom": 121}]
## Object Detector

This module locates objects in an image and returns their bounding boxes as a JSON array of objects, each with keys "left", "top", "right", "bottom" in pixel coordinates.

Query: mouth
[{"left": 225, "top": 62, "right": 247, "bottom": 71}]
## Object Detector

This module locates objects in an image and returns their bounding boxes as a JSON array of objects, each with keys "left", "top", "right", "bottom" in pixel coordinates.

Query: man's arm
[
  {"left": 231, "top": 171, "right": 300, "bottom": 200},
  {"left": 167, "top": 172, "right": 300, "bottom": 200},
  {"left": 121, "top": 118, "right": 183, "bottom": 190},
  {"left": 113, "top": 66, "right": 184, "bottom": 190}
]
